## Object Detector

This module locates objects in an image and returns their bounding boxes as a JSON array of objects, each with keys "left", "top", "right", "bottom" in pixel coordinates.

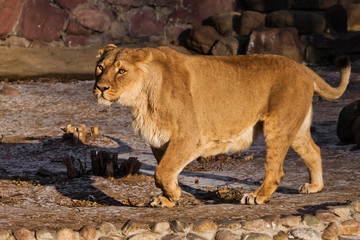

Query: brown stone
[
  {"left": 0, "top": 84, "right": 20, "bottom": 95},
  {"left": 247, "top": 27, "right": 304, "bottom": 63},
  {"left": 71, "top": 7, "right": 112, "bottom": 32},
  {"left": 54, "top": 0, "right": 87, "bottom": 10},
  {"left": 215, "top": 230, "right": 238, "bottom": 240},
  {"left": 192, "top": 219, "right": 217, "bottom": 235},
  {"left": 275, "top": 215, "right": 302, "bottom": 228},
  {"left": 79, "top": 225, "right": 97, "bottom": 240},
  {"left": 122, "top": 220, "right": 150, "bottom": 236},
  {"left": 328, "top": 4, "right": 360, "bottom": 32},
  {"left": 161, "top": 234, "right": 182, "bottom": 240},
  {"left": 266, "top": 10, "right": 326, "bottom": 34},
  {"left": 329, "top": 206, "right": 352, "bottom": 219},
  {"left": 242, "top": 219, "right": 268, "bottom": 231},
  {"left": 13, "top": 228, "right": 35, "bottom": 240},
  {"left": 55, "top": 228, "right": 76, "bottom": 240},
  {"left": 129, "top": 7, "right": 165, "bottom": 37},
  {"left": 208, "top": 12, "right": 241, "bottom": 35},
  {"left": 0, "top": 0, "right": 22, "bottom": 37},
  {"left": 236, "top": 11, "right": 266, "bottom": 36},
  {"left": 347, "top": 4, "right": 360, "bottom": 31},
  {"left": 289, "top": 0, "right": 337, "bottom": 10},
  {"left": 322, "top": 222, "right": 339, "bottom": 240},
  {"left": 243, "top": 0, "right": 289, "bottom": 12},
  {"left": 185, "top": 25, "right": 221, "bottom": 54},
  {"left": 155, "top": 0, "right": 181, "bottom": 6},
  {"left": 211, "top": 37, "right": 240, "bottom": 56},
  {"left": 152, "top": 221, "right": 170, "bottom": 233},
  {"left": 315, "top": 209, "right": 337, "bottom": 222},
  {"left": 20, "top": 0, "right": 66, "bottom": 42},
  {"left": 338, "top": 220, "right": 360, "bottom": 235},
  {"left": 337, "top": 100, "right": 360, "bottom": 142},
  {"left": 184, "top": 0, "right": 236, "bottom": 25},
  {"left": 98, "top": 222, "right": 122, "bottom": 237},
  {"left": 0, "top": 230, "right": 15, "bottom": 240},
  {"left": 352, "top": 200, "right": 360, "bottom": 213}
]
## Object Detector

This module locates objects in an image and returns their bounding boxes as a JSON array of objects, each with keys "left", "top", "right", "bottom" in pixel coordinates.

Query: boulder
[
  {"left": 337, "top": 100, "right": 360, "bottom": 142},
  {"left": 70, "top": 6, "right": 113, "bottom": 32},
  {"left": 352, "top": 117, "right": 360, "bottom": 147},
  {"left": 184, "top": 0, "right": 236, "bottom": 25},
  {"left": 266, "top": 10, "right": 326, "bottom": 34},
  {"left": 20, "top": 0, "right": 66, "bottom": 42},
  {"left": 186, "top": 25, "right": 221, "bottom": 54},
  {"left": 236, "top": 11, "right": 266, "bottom": 36},
  {"left": 212, "top": 37, "right": 242, "bottom": 56},
  {"left": 54, "top": 0, "right": 87, "bottom": 10},
  {"left": 208, "top": 12, "right": 241, "bottom": 35},
  {"left": 327, "top": 4, "right": 360, "bottom": 32},
  {"left": 129, "top": 7, "right": 165, "bottom": 37},
  {"left": 247, "top": 27, "right": 304, "bottom": 62},
  {"left": 289, "top": 0, "right": 337, "bottom": 10},
  {"left": 243, "top": 0, "right": 289, "bottom": 12},
  {"left": 0, "top": 0, "right": 22, "bottom": 38}
]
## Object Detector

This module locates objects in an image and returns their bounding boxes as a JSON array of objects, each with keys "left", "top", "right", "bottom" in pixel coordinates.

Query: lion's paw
[
  {"left": 240, "top": 194, "right": 269, "bottom": 205},
  {"left": 150, "top": 195, "right": 177, "bottom": 208},
  {"left": 299, "top": 183, "right": 324, "bottom": 194}
]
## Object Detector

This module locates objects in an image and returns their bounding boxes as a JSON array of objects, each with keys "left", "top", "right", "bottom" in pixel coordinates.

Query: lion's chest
[{"left": 132, "top": 107, "right": 170, "bottom": 148}]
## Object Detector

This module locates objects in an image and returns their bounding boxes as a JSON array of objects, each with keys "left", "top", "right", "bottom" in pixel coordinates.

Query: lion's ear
[
  {"left": 97, "top": 44, "right": 117, "bottom": 58},
  {"left": 133, "top": 48, "right": 152, "bottom": 62}
]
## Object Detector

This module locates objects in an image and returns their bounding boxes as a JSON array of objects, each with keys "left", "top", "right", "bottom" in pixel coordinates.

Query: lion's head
[{"left": 93, "top": 44, "right": 152, "bottom": 106}]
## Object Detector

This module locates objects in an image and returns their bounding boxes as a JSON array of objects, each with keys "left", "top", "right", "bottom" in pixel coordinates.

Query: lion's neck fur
[{"left": 131, "top": 69, "right": 170, "bottom": 148}]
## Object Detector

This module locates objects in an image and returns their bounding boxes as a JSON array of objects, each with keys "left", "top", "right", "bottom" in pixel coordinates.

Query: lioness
[{"left": 94, "top": 44, "right": 351, "bottom": 207}]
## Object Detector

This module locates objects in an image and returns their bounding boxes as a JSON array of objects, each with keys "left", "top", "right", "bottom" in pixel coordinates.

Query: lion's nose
[{"left": 96, "top": 85, "right": 110, "bottom": 92}]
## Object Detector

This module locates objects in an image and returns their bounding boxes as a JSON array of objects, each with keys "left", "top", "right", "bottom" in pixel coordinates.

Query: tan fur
[{"left": 94, "top": 45, "right": 351, "bottom": 207}]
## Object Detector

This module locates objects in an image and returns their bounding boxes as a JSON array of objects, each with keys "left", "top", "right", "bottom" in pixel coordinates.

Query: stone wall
[
  {"left": 1, "top": 0, "right": 360, "bottom": 63},
  {"left": 0, "top": 0, "right": 236, "bottom": 48}
]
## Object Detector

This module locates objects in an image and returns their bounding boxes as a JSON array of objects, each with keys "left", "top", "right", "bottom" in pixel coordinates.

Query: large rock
[
  {"left": 208, "top": 12, "right": 241, "bottom": 35},
  {"left": 184, "top": 0, "right": 236, "bottom": 25},
  {"left": 212, "top": 37, "right": 245, "bottom": 56},
  {"left": 247, "top": 27, "right": 304, "bottom": 62},
  {"left": 327, "top": 4, "right": 360, "bottom": 32},
  {"left": 20, "top": 0, "right": 66, "bottom": 42},
  {"left": 236, "top": 11, "right": 266, "bottom": 36},
  {"left": 243, "top": 0, "right": 289, "bottom": 12},
  {"left": 266, "top": 10, "right": 326, "bottom": 34},
  {"left": 71, "top": 6, "right": 113, "bottom": 32},
  {"left": 186, "top": 25, "right": 221, "bottom": 54},
  {"left": 129, "top": 7, "right": 165, "bottom": 37},
  {"left": 289, "top": 0, "right": 337, "bottom": 10},
  {"left": 54, "top": 0, "right": 87, "bottom": 10},
  {"left": 337, "top": 100, "right": 360, "bottom": 142},
  {"left": 0, "top": 0, "right": 22, "bottom": 38}
]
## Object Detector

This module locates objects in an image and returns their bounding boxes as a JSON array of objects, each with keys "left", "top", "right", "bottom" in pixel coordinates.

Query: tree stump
[
  {"left": 62, "top": 156, "right": 86, "bottom": 179},
  {"left": 62, "top": 124, "right": 102, "bottom": 145},
  {"left": 90, "top": 150, "right": 118, "bottom": 178},
  {"left": 118, "top": 157, "right": 142, "bottom": 178}
]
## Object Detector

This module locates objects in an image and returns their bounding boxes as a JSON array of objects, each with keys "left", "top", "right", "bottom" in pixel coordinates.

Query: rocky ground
[{"left": 0, "top": 47, "right": 359, "bottom": 239}]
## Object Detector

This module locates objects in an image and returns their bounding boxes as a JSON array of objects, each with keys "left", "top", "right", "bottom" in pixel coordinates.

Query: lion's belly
[{"left": 200, "top": 125, "right": 255, "bottom": 157}]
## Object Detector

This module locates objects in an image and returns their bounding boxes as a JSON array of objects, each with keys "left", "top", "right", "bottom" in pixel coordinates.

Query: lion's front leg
[{"left": 150, "top": 140, "right": 198, "bottom": 208}]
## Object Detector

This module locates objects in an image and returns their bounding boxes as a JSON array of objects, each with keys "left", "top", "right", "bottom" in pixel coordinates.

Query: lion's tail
[{"left": 312, "top": 56, "right": 351, "bottom": 100}]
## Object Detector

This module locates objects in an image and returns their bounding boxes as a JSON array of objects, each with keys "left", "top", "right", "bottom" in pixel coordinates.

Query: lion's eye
[
  {"left": 118, "top": 69, "right": 126, "bottom": 74},
  {"left": 97, "top": 65, "right": 103, "bottom": 72}
]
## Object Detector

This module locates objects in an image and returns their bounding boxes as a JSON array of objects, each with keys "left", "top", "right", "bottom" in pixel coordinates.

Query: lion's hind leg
[
  {"left": 241, "top": 117, "right": 293, "bottom": 205},
  {"left": 291, "top": 118, "right": 324, "bottom": 194}
]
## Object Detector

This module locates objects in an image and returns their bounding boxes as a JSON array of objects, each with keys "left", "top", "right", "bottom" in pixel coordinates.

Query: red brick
[
  {"left": 129, "top": 7, "right": 165, "bottom": 37},
  {"left": 54, "top": 0, "right": 87, "bottom": 10}
]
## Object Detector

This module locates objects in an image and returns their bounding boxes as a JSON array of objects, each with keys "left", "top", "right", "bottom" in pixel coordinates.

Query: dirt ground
[{"left": 0, "top": 64, "right": 360, "bottom": 231}]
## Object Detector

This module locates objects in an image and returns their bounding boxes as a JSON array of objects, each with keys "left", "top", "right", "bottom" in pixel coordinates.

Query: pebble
[
  {"left": 302, "top": 214, "right": 320, "bottom": 227},
  {"left": 242, "top": 233, "right": 272, "bottom": 240},
  {"left": 2, "top": 199, "right": 360, "bottom": 240},
  {"left": 242, "top": 219, "right": 267, "bottom": 231},
  {"left": 170, "top": 218, "right": 190, "bottom": 233},
  {"left": 35, "top": 229, "right": 55, "bottom": 240},
  {"left": 329, "top": 205, "right": 352, "bottom": 219},
  {"left": 13, "top": 228, "right": 35, "bottom": 240},
  {"left": 290, "top": 228, "right": 321, "bottom": 240},
  {"left": 151, "top": 222, "right": 170, "bottom": 234}
]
